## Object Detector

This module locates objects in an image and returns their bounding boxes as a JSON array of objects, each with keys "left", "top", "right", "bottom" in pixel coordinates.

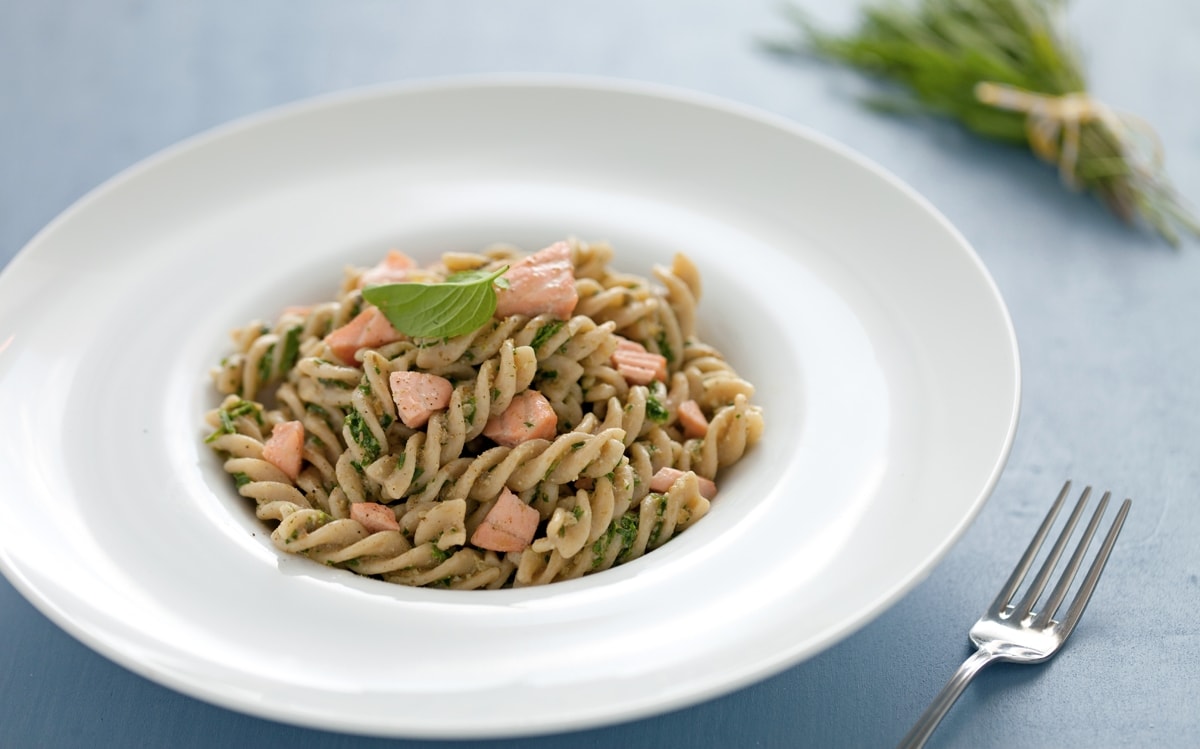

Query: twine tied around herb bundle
[{"left": 973, "top": 82, "right": 1162, "bottom": 191}]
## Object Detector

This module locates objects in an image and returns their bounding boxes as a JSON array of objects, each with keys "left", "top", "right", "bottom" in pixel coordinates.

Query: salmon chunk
[
  {"left": 493, "top": 241, "right": 578, "bottom": 319},
  {"left": 612, "top": 337, "right": 667, "bottom": 384},
  {"left": 324, "top": 306, "right": 404, "bottom": 365},
  {"left": 470, "top": 488, "right": 540, "bottom": 553},
  {"left": 358, "top": 249, "right": 415, "bottom": 288},
  {"left": 649, "top": 467, "right": 717, "bottom": 499},
  {"left": 677, "top": 399, "right": 709, "bottom": 439},
  {"left": 262, "top": 420, "right": 304, "bottom": 481},
  {"left": 389, "top": 371, "right": 454, "bottom": 429},
  {"left": 351, "top": 502, "right": 400, "bottom": 533},
  {"left": 483, "top": 390, "right": 558, "bottom": 447}
]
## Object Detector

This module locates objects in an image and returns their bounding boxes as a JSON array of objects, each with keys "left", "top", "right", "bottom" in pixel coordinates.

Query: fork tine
[
  {"left": 1010, "top": 484, "right": 1092, "bottom": 621},
  {"left": 989, "top": 481, "right": 1073, "bottom": 616},
  {"left": 1056, "top": 497, "right": 1132, "bottom": 638},
  {"left": 1030, "top": 491, "right": 1110, "bottom": 628}
]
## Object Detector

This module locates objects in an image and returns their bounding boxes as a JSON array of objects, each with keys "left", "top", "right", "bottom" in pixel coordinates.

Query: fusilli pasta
[{"left": 204, "top": 238, "right": 763, "bottom": 588}]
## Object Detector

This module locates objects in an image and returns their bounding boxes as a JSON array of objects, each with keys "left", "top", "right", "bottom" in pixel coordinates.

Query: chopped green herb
[
  {"left": 614, "top": 513, "right": 640, "bottom": 560},
  {"left": 591, "top": 524, "right": 616, "bottom": 568},
  {"left": 228, "top": 400, "right": 262, "bottom": 422},
  {"left": 464, "top": 395, "right": 477, "bottom": 423},
  {"left": 530, "top": 320, "right": 565, "bottom": 351},
  {"left": 645, "top": 393, "right": 669, "bottom": 424},
  {"left": 215, "top": 410, "right": 236, "bottom": 438},
  {"left": 344, "top": 411, "right": 381, "bottom": 463},
  {"left": 647, "top": 494, "right": 668, "bottom": 547},
  {"left": 655, "top": 331, "right": 674, "bottom": 364},
  {"left": 570, "top": 441, "right": 585, "bottom": 451},
  {"left": 279, "top": 326, "right": 302, "bottom": 372},
  {"left": 257, "top": 344, "right": 275, "bottom": 382},
  {"left": 429, "top": 543, "right": 450, "bottom": 563},
  {"left": 232, "top": 472, "right": 252, "bottom": 487},
  {"left": 204, "top": 399, "right": 263, "bottom": 442},
  {"left": 318, "top": 378, "right": 355, "bottom": 390}
]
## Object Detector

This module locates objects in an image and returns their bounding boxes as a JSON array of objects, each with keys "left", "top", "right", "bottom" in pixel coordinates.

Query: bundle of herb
[{"left": 769, "top": 0, "right": 1199, "bottom": 245}]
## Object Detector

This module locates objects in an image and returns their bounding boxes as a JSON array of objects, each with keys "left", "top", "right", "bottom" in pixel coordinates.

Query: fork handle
[{"left": 897, "top": 646, "right": 1000, "bottom": 749}]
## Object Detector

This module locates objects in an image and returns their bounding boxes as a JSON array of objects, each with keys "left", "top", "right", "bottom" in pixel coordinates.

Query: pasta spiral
[{"left": 204, "top": 239, "right": 763, "bottom": 589}]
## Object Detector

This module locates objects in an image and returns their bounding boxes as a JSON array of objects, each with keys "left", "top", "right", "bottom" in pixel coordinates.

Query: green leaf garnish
[{"left": 362, "top": 265, "right": 509, "bottom": 338}]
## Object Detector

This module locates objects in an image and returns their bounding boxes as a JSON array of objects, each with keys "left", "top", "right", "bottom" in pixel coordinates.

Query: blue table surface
[{"left": 3, "top": 1, "right": 1198, "bottom": 747}]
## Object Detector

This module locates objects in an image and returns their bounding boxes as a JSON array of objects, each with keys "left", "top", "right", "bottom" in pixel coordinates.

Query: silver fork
[{"left": 897, "top": 481, "right": 1132, "bottom": 749}]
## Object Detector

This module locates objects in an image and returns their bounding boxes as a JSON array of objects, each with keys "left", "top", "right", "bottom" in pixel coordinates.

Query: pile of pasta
[{"left": 205, "top": 239, "right": 763, "bottom": 589}]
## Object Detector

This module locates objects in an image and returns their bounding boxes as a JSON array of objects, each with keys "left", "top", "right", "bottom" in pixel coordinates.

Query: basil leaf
[{"left": 362, "top": 265, "right": 509, "bottom": 338}]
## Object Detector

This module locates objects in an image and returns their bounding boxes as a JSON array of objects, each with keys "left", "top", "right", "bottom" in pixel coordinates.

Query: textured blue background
[{"left": 2, "top": 1, "right": 1198, "bottom": 746}]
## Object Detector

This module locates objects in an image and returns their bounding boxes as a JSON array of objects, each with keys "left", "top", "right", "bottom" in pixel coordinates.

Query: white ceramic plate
[{"left": 0, "top": 77, "right": 1019, "bottom": 738}]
